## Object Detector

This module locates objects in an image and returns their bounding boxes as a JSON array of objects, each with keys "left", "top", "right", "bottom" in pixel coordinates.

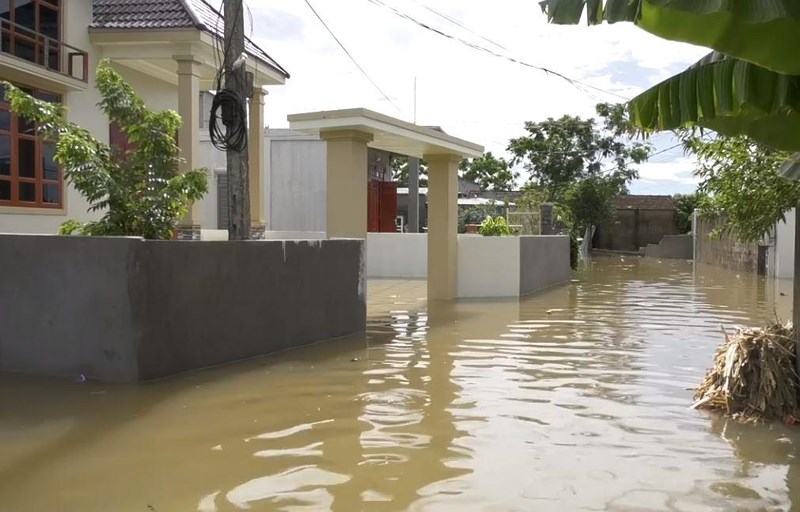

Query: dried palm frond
[{"left": 692, "top": 322, "right": 799, "bottom": 423}]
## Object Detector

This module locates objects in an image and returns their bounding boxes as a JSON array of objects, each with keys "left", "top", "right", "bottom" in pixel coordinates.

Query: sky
[{"left": 244, "top": 0, "right": 710, "bottom": 195}]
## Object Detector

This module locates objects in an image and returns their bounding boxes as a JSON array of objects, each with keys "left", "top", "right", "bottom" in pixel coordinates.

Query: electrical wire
[
  {"left": 303, "top": 0, "right": 402, "bottom": 113},
  {"left": 209, "top": 0, "right": 248, "bottom": 152},
  {"left": 413, "top": 0, "right": 507, "bottom": 50},
  {"left": 365, "top": 0, "right": 630, "bottom": 102}
]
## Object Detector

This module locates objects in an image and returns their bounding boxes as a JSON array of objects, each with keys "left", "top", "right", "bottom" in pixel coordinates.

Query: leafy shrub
[
  {"left": 478, "top": 216, "right": 513, "bottom": 236},
  {"left": 3, "top": 60, "right": 207, "bottom": 239}
]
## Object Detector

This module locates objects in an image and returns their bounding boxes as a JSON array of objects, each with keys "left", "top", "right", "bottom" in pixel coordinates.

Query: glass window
[
  {"left": 18, "top": 138, "right": 34, "bottom": 177},
  {"left": 0, "top": 84, "right": 60, "bottom": 208},
  {"left": 38, "top": 4, "right": 57, "bottom": 39},
  {"left": 0, "top": 0, "right": 10, "bottom": 20},
  {"left": 18, "top": 114, "right": 34, "bottom": 135},
  {"left": 18, "top": 181, "right": 34, "bottom": 202},
  {"left": 42, "top": 142, "right": 56, "bottom": 180},
  {"left": 0, "top": 135, "right": 9, "bottom": 175},
  {"left": 42, "top": 182, "right": 57, "bottom": 203},
  {"left": 13, "top": 0, "right": 35, "bottom": 32}
]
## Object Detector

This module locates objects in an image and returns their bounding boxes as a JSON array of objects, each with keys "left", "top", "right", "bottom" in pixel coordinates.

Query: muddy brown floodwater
[{"left": 1, "top": 256, "right": 799, "bottom": 511}]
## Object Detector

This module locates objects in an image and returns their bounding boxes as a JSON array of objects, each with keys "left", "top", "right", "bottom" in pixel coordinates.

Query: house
[
  {"left": 594, "top": 195, "right": 679, "bottom": 252},
  {"left": 0, "top": 0, "right": 289, "bottom": 238}
]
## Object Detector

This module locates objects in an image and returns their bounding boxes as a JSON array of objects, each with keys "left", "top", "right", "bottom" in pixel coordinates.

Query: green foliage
[
  {"left": 458, "top": 152, "right": 518, "bottom": 191},
  {"left": 628, "top": 53, "right": 800, "bottom": 152},
  {"left": 459, "top": 204, "right": 493, "bottom": 233},
  {"left": 58, "top": 219, "right": 84, "bottom": 236},
  {"left": 673, "top": 191, "right": 704, "bottom": 234},
  {"left": 569, "top": 231, "right": 579, "bottom": 270},
  {"left": 478, "top": 215, "right": 513, "bottom": 236},
  {"left": 508, "top": 103, "right": 647, "bottom": 236},
  {"left": 508, "top": 102, "right": 650, "bottom": 202},
  {"left": 516, "top": 182, "right": 549, "bottom": 211},
  {"left": 3, "top": 60, "right": 207, "bottom": 239},
  {"left": 681, "top": 131, "right": 800, "bottom": 242},
  {"left": 539, "top": 0, "right": 800, "bottom": 76},
  {"left": 562, "top": 175, "right": 619, "bottom": 235},
  {"left": 392, "top": 156, "right": 427, "bottom": 187}
]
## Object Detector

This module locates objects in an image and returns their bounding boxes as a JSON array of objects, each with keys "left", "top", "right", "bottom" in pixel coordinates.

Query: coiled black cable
[{"left": 209, "top": 88, "right": 248, "bottom": 152}]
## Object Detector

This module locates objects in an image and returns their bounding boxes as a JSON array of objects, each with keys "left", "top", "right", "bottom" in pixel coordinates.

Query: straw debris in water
[{"left": 692, "top": 322, "right": 800, "bottom": 423}]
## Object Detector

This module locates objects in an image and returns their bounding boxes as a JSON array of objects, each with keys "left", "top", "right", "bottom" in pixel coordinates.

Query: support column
[
  {"left": 794, "top": 200, "right": 800, "bottom": 374},
  {"left": 425, "top": 154, "right": 460, "bottom": 300},
  {"left": 320, "top": 130, "right": 373, "bottom": 238},
  {"left": 249, "top": 86, "right": 267, "bottom": 239},
  {"left": 408, "top": 157, "right": 420, "bottom": 233},
  {"left": 174, "top": 56, "right": 202, "bottom": 240}
]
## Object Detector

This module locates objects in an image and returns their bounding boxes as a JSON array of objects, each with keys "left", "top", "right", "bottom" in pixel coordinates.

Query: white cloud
[{"left": 244, "top": 0, "right": 708, "bottom": 194}]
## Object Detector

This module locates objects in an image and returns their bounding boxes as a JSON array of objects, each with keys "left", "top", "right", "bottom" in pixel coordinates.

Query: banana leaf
[
  {"left": 628, "top": 52, "right": 800, "bottom": 152},
  {"left": 539, "top": 0, "right": 800, "bottom": 75}
]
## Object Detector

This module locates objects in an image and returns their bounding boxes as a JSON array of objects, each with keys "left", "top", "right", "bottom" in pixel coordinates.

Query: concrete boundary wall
[
  {"left": 367, "top": 233, "right": 427, "bottom": 278},
  {"left": 644, "top": 235, "right": 693, "bottom": 260},
  {"left": 0, "top": 235, "right": 365, "bottom": 383},
  {"left": 520, "top": 236, "right": 572, "bottom": 295},
  {"left": 366, "top": 233, "right": 571, "bottom": 298},
  {"left": 457, "top": 235, "right": 521, "bottom": 298}
]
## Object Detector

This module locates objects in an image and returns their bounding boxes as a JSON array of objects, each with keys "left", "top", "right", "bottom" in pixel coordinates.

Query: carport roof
[{"left": 287, "top": 108, "right": 483, "bottom": 159}]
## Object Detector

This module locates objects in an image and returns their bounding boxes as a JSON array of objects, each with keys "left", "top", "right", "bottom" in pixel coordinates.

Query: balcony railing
[{"left": 0, "top": 18, "right": 89, "bottom": 83}]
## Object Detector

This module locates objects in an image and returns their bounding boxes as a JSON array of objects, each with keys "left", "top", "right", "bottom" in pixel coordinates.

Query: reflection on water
[{"left": 1, "top": 256, "right": 798, "bottom": 511}]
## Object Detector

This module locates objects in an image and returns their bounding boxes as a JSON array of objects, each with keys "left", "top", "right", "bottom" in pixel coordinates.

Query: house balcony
[{"left": 0, "top": 18, "right": 89, "bottom": 92}]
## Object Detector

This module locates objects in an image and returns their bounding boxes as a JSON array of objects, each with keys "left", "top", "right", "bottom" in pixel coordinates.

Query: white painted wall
[
  {"left": 366, "top": 233, "right": 427, "bottom": 278},
  {"left": 264, "top": 231, "right": 327, "bottom": 240},
  {"left": 772, "top": 208, "right": 795, "bottom": 280},
  {"left": 0, "top": 2, "right": 214, "bottom": 235},
  {"left": 457, "top": 235, "right": 521, "bottom": 298},
  {"left": 268, "top": 131, "right": 327, "bottom": 232}
]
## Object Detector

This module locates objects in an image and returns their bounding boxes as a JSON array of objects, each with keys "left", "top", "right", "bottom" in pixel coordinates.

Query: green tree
[
  {"left": 507, "top": 102, "right": 650, "bottom": 202},
  {"left": 392, "top": 156, "right": 427, "bottom": 187},
  {"left": 458, "top": 152, "right": 518, "bottom": 191},
  {"left": 681, "top": 132, "right": 800, "bottom": 242},
  {"left": 673, "top": 191, "right": 704, "bottom": 234},
  {"left": 3, "top": 60, "right": 207, "bottom": 239},
  {"left": 562, "top": 175, "right": 620, "bottom": 235},
  {"left": 539, "top": 1, "right": 800, "bottom": 156}
]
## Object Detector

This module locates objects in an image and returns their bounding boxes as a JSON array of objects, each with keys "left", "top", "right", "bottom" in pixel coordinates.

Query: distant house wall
[
  {"left": 596, "top": 209, "right": 679, "bottom": 252},
  {"left": 594, "top": 195, "right": 680, "bottom": 252},
  {"left": 694, "top": 214, "right": 763, "bottom": 273},
  {"left": 770, "top": 208, "right": 795, "bottom": 280}
]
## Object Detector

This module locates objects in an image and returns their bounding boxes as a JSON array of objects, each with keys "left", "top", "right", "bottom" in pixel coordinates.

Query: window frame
[
  {"left": 1, "top": 0, "right": 62, "bottom": 71},
  {"left": 0, "top": 84, "right": 63, "bottom": 209}
]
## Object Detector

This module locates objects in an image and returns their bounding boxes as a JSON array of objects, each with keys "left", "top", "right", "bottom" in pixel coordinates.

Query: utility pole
[{"left": 224, "top": 0, "right": 251, "bottom": 240}]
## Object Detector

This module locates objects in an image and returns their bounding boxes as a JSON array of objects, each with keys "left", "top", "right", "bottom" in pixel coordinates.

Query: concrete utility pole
[{"left": 224, "top": 0, "right": 251, "bottom": 240}]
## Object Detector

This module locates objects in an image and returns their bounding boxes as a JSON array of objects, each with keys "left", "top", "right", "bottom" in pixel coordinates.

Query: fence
[{"left": 507, "top": 211, "right": 541, "bottom": 235}]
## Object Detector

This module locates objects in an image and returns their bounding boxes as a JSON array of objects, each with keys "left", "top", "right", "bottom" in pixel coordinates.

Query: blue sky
[{"left": 248, "top": 0, "right": 708, "bottom": 195}]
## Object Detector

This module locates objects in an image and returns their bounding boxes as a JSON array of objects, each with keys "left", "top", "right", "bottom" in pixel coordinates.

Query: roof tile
[{"left": 92, "top": 0, "right": 289, "bottom": 78}]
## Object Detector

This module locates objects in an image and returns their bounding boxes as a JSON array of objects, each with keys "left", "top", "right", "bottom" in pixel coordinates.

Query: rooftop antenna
[{"left": 413, "top": 76, "right": 417, "bottom": 124}]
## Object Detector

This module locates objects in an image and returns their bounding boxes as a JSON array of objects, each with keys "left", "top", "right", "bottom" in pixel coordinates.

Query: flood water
[{"left": 2, "top": 256, "right": 799, "bottom": 511}]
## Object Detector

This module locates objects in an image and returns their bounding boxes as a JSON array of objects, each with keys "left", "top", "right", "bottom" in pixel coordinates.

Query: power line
[
  {"left": 365, "top": 0, "right": 630, "bottom": 102},
  {"left": 303, "top": 0, "right": 402, "bottom": 113},
  {"left": 413, "top": 0, "right": 507, "bottom": 51}
]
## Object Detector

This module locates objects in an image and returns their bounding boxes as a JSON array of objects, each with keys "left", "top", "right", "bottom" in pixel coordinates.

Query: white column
[
  {"left": 175, "top": 56, "right": 202, "bottom": 238},
  {"left": 425, "top": 154, "right": 461, "bottom": 300},
  {"left": 249, "top": 86, "right": 268, "bottom": 238}
]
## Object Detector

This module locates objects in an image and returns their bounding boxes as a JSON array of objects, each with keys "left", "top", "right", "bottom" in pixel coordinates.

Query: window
[
  {"left": 1, "top": 0, "right": 61, "bottom": 70},
  {"left": 0, "top": 83, "right": 62, "bottom": 208}
]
